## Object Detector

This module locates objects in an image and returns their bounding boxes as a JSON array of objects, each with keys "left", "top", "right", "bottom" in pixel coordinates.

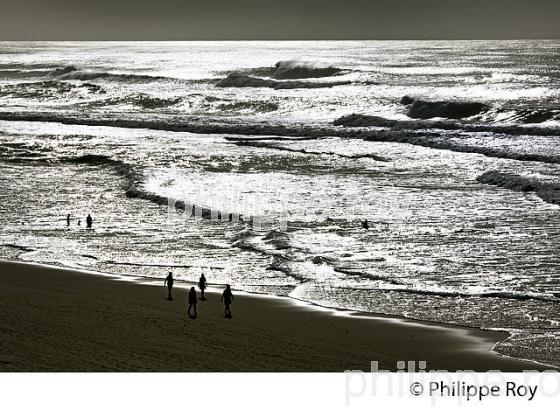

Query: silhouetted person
[
  {"left": 86, "top": 214, "right": 93, "bottom": 228},
  {"left": 188, "top": 287, "right": 197, "bottom": 318},
  {"left": 221, "top": 285, "right": 234, "bottom": 318},
  {"left": 164, "top": 272, "right": 174, "bottom": 300},
  {"left": 78, "top": 220, "right": 81, "bottom": 226},
  {"left": 361, "top": 219, "right": 369, "bottom": 230},
  {"left": 198, "top": 274, "right": 207, "bottom": 300},
  {"left": 66, "top": 214, "right": 71, "bottom": 226}
]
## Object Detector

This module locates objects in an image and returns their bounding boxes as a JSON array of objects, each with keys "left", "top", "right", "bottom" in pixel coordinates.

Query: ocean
[{"left": 0, "top": 40, "right": 559, "bottom": 367}]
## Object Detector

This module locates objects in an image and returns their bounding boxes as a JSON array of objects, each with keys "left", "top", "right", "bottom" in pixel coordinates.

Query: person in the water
[
  {"left": 66, "top": 214, "right": 71, "bottom": 226},
  {"left": 361, "top": 219, "right": 369, "bottom": 230},
  {"left": 164, "top": 272, "right": 174, "bottom": 300},
  {"left": 86, "top": 214, "right": 93, "bottom": 228},
  {"left": 198, "top": 274, "right": 207, "bottom": 300},
  {"left": 221, "top": 284, "right": 234, "bottom": 318},
  {"left": 188, "top": 287, "right": 198, "bottom": 318}
]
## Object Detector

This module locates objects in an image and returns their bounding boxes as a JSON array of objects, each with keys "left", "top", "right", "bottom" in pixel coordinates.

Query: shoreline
[{"left": 1, "top": 259, "right": 554, "bottom": 371}]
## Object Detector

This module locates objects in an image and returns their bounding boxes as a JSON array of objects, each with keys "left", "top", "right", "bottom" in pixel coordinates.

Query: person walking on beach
[
  {"left": 86, "top": 214, "right": 93, "bottom": 228},
  {"left": 198, "top": 274, "right": 207, "bottom": 300},
  {"left": 164, "top": 272, "right": 174, "bottom": 300},
  {"left": 221, "top": 284, "right": 234, "bottom": 318},
  {"left": 188, "top": 287, "right": 198, "bottom": 318}
]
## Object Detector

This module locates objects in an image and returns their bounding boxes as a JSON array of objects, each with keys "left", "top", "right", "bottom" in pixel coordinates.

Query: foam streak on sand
[{"left": 0, "top": 260, "right": 549, "bottom": 371}]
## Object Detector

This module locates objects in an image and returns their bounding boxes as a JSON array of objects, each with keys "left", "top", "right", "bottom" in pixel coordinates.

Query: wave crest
[{"left": 271, "top": 60, "right": 344, "bottom": 79}]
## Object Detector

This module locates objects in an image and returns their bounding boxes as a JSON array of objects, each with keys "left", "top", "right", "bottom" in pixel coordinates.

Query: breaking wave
[
  {"left": 49, "top": 65, "right": 170, "bottom": 83},
  {"left": 270, "top": 60, "right": 344, "bottom": 79}
]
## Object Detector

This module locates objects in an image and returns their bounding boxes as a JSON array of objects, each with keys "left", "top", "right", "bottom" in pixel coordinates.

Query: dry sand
[{"left": 0, "top": 260, "right": 549, "bottom": 371}]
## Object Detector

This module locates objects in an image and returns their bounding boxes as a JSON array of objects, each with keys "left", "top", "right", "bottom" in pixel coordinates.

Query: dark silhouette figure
[
  {"left": 164, "top": 272, "right": 174, "bottom": 300},
  {"left": 188, "top": 287, "right": 198, "bottom": 318},
  {"left": 66, "top": 214, "right": 71, "bottom": 226},
  {"left": 86, "top": 214, "right": 93, "bottom": 228},
  {"left": 361, "top": 219, "right": 369, "bottom": 230},
  {"left": 198, "top": 274, "right": 207, "bottom": 300},
  {"left": 221, "top": 285, "right": 234, "bottom": 318},
  {"left": 78, "top": 220, "right": 81, "bottom": 226}
]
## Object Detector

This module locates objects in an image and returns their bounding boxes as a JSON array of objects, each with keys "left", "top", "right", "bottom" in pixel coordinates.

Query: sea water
[{"left": 0, "top": 41, "right": 559, "bottom": 366}]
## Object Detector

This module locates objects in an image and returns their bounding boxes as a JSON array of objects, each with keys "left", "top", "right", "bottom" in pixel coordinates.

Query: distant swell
[
  {"left": 1, "top": 111, "right": 559, "bottom": 165},
  {"left": 216, "top": 73, "right": 351, "bottom": 89},
  {"left": 476, "top": 171, "right": 560, "bottom": 205}
]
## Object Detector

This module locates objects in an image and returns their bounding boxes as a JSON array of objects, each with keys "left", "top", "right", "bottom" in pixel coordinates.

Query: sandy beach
[{"left": 0, "top": 259, "right": 550, "bottom": 372}]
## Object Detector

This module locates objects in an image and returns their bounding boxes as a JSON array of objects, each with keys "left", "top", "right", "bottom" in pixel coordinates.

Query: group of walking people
[
  {"left": 164, "top": 272, "right": 234, "bottom": 319},
  {"left": 66, "top": 213, "right": 93, "bottom": 228}
]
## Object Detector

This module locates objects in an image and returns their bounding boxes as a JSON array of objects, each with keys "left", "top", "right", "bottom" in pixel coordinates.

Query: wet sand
[{"left": 0, "top": 260, "right": 549, "bottom": 371}]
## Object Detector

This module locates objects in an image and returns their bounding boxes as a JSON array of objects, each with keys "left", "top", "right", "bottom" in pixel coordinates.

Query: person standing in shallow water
[
  {"left": 66, "top": 214, "right": 71, "bottom": 226},
  {"left": 221, "top": 284, "right": 234, "bottom": 318},
  {"left": 164, "top": 272, "right": 174, "bottom": 300},
  {"left": 188, "top": 287, "right": 198, "bottom": 318},
  {"left": 86, "top": 214, "right": 93, "bottom": 228},
  {"left": 198, "top": 274, "right": 207, "bottom": 300}
]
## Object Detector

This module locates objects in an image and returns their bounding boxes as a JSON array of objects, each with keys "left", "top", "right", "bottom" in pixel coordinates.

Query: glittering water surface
[{"left": 0, "top": 41, "right": 559, "bottom": 367}]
